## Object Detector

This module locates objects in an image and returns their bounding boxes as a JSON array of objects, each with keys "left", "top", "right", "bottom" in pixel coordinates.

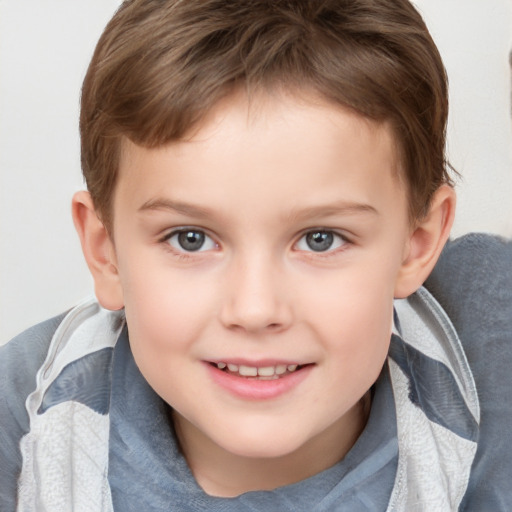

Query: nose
[{"left": 219, "top": 254, "right": 293, "bottom": 334}]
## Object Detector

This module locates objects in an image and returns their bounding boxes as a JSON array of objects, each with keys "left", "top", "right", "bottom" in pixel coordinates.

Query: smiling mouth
[{"left": 208, "top": 362, "right": 310, "bottom": 380}]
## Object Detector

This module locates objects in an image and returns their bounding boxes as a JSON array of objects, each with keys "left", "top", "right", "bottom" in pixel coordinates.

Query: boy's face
[{"left": 110, "top": 92, "right": 412, "bottom": 468}]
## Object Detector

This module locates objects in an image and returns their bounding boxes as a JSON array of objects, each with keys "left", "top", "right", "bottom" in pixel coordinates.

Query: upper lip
[{"left": 206, "top": 358, "right": 308, "bottom": 367}]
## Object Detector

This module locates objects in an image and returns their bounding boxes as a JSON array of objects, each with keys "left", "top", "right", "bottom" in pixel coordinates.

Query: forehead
[{"left": 115, "top": 91, "right": 406, "bottom": 221}]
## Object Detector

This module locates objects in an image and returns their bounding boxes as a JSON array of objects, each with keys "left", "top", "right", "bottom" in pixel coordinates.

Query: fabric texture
[
  {"left": 424, "top": 233, "right": 512, "bottom": 511},
  {"left": 1, "top": 233, "right": 510, "bottom": 511}
]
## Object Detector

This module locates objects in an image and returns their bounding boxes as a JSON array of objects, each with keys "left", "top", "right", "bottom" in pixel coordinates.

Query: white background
[{"left": 1, "top": 0, "right": 512, "bottom": 344}]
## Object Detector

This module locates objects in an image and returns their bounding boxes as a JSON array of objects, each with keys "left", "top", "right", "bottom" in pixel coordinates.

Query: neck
[{"left": 172, "top": 392, "right": 371, "bottom": 497}]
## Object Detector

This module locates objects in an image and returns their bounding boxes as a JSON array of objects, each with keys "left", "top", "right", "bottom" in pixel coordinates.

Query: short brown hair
[{"left": 80, "top": 0, "right": 453, "bottom": 229}]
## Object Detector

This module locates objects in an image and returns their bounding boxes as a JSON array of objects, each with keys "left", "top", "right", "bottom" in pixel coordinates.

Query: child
[{"left": 1, "top": 0, "right": 511, "bottom": 510}]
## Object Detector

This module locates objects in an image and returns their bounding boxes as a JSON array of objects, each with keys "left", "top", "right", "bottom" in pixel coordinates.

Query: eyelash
[
  {"left": 159, "top": 228, "right": 218, "bottom": 259},
  {"left": 294, "top": 229, "right": 352, "bottom": 258},
  {"left": 158, "top": 227, "right": 352, "bottom": 259}
]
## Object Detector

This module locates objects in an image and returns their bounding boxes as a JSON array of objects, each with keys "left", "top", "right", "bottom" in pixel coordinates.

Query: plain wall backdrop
[{"left": 1, "top": 0, "right": 512, "bottom": 344}]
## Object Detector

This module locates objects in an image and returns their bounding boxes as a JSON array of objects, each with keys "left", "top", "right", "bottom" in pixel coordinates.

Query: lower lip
[{"left": 205, "top": 363, "right": 313, "bottom": 400}]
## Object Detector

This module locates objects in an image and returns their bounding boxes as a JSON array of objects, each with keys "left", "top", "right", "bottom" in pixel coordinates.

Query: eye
[
  {"left": 165, "top": 229, "right": 217, "bottom": 252},
  {"left": 295, "top": 230, "right": 347, "bottom": 253}
]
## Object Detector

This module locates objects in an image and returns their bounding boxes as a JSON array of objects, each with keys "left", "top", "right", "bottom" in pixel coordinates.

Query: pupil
[
  {"left": 178, "top": 231, "right": 205, "bottom": 251},
  {"left": 306, "top": 231, "right": 333, "bottom": 252}
]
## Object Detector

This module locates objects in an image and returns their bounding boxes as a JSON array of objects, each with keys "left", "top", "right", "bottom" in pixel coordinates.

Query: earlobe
[
  {"left": 394, "top": 185, "right": 456, "bottom": 298},
  {"left": 72, "top": 191, "right": 124, "bottom": 310}
]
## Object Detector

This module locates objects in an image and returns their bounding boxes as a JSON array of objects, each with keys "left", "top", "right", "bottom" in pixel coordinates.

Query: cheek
[
  {"left": 120, "top": 274, "right": 211, "bottom": 405},
  {"left": 119, "top": 259, "right": 219, "bottom": 361},
  {"left": 304, "top": 265, "right": 396, "bottom": 366}
]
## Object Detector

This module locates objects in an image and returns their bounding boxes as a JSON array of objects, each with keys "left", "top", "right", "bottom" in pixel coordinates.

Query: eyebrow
[
  {"left": 286, "top": 201, "right": 379, "bottom": 222},
  {"left": 139, "top": 197, "right": 378, "bottom": 221},
  {"left": 138, "top": 198, "right": 213, "bottom": 218}
]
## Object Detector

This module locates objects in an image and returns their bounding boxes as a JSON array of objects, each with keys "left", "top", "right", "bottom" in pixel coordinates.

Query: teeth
[
  {"left": 275, "top": 365, "right": 287, "bottom": 375},
  {"left": 239, "top": 365, "right": 258, "bottom": 377},
  {"left": 257, "top": 366, "right": 275, "bottom": 377},
  {"left": 215, "top": 362, "right": 302, "bottom": 377}
]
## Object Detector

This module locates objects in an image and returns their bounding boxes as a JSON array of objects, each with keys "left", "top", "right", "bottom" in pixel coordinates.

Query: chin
[{"left": 214, "top": 426, "right": 311, "bottom": 460}]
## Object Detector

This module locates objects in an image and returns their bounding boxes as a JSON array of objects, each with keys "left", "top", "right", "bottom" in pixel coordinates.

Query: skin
[{"left": 73, "top": 91, "right": 455, "bottom": 497}]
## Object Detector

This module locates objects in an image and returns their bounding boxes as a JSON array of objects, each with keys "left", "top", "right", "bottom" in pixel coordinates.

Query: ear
[
  {"left": 72, "top": 191, "right": 124, "bottom": 310},
  {"left": 394, "top": 184, "right": 456, "bottom": 298}
]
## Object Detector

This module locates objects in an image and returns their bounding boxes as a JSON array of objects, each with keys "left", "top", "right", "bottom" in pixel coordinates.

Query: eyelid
[
  {"left": 161, "top": 227, "right": 218, "bottom": 253},
  {"left": 294, "top": 229, "right": 351, "bottom": 253}
]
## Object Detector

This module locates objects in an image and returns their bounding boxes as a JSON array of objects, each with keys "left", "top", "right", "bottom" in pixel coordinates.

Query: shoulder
[
  {"left": 425, "top": 233, "right": 512, "bottom": 510},
  {"left": 0, "top": 313, "right": 66, "bottom": 508},
  {"left": 0, "top": 313, "right": 66, "bottom": 431},
  {"left": 425, "top": 233, "right": 512, "bottom": 362},
  {"left": 426, "top": 232, "right": 512, "bottom": 299},
  {"left": 1, "top": 301, "right": 125, "bottom": 509}
]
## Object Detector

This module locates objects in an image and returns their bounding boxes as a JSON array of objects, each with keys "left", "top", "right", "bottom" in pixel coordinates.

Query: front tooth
[
  {"left": 217, "top": 362, "right": 227, "bottom": 369},
  {"left": 275, "top": 365, "right": 287, "bottom": 375},
  {"left": 239, "top": 365, "right": 258, "bottom": 377},
  {"left": 287, "top": 364, "right": 298, "bottom": 372},
  {"left": 227, "top": 363, "right": 239, "bottom": 372},
  {"left": 258, "top": 366, "right": 275, "bottom": 377}
]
